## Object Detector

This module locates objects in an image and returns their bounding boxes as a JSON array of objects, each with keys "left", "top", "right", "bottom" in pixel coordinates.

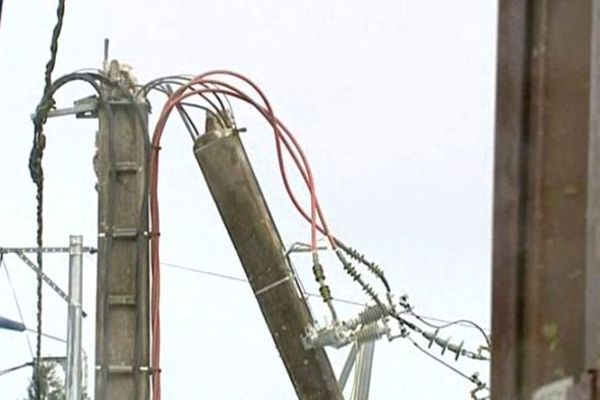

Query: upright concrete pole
[
  {"left": 493, "top": 1, "right": 600, "bottom": 398},
  {"left": 94, "top": 60, "right": 150, "bottom": 400},
  {"left": 66, "top": 235, "right": 83, "bottom": 400}
]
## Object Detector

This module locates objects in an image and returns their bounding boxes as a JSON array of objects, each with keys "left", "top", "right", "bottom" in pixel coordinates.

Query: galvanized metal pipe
[{"left": 66, "top": 235, "right": 83, "bottom": 400}]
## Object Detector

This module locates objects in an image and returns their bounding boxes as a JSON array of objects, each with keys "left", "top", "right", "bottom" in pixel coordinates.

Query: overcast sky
[{"left": 0, "top": 1, "right": 497, "bottom": 398}]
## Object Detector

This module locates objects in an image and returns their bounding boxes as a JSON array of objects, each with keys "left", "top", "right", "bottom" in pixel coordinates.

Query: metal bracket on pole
[
  {"left": 29, "top": 95, "right": 99, "bottom": 121},
  {"left": 0, "top": 248, "right": 89, "bottom": 317},
  {"left": 0, "top": 246, "right": 97, "bottom": 254}
]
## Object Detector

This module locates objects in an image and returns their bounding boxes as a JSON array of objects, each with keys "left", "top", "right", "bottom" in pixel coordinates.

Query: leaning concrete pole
[{"left": 193, "top": 115, "right": 343, "bottom": 400}]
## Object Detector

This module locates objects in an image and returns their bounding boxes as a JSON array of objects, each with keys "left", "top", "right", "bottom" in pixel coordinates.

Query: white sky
[{"left": 0, "top": 1, "right": 497, "bottom": 399}]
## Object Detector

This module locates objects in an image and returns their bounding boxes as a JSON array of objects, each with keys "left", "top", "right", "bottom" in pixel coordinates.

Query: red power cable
[
  {"left": 148, "top": 71, "right": 339, "bottom": 400},
  {"left": 166, "top": 73, "right": 337, "bottom": 248}
]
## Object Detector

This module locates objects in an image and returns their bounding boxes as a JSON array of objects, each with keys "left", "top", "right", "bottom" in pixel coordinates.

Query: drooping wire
[
  {"left": 410, "top": 313, "right": 491, "bottom": 348},
  {"left": 28, "top": 1, "right": 66, "bottom": 398},
  {"left": 138, "top": 75, "right": 227, "bottom": 118},
  {"left": 150, "top": 75, "right": 428, "bottom": 339},
  {"left": 161, "top": 77, "right": 389, "bottom": 312},
  {"left": 148, "top": 72, "right": 491, "bottom": 400},
  {"left": 412, "top": 314, "right": 490, "bottom": 334},
  {"left": 160, "top": 261, "right": 378, "bottom": 310},
  {"left": 135, "top": 74, "right": 226, "bottom": 400},
  {"left": 149, "top": 79, "right": 329, "bottom": 331},
  {"left": 1, "top": 257, "right": 34, "bottom": 358},
  {"left": 407, "top": 336, "right": 489, "bottom": 396},
  {"left": 159, "top": 84, "right": 200, "bottom": 139},
  {"left": 159, "top": 260, "right": 491, "bottom": 332},
  {"left": 163, "top": 75, "right": 393, "bottom": 298}
]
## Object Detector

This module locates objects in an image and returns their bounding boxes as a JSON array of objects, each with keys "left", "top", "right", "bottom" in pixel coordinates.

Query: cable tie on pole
[{"left": 254, "top": 275, "right": 291, "bottom": 296}]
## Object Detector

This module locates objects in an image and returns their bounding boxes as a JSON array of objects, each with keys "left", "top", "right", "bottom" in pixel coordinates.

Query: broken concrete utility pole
[
  {"left": 492, "top": 1, "right": 600, "bottom": 398},
  {"left": 94, "top": 60, "right": 151, "bottom": 400},
  {"left": 193, "top": 115, "right": 343, "bottom": 400}
]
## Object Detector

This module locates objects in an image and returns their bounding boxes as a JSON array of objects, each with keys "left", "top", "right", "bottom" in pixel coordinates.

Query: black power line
[
  {"left": 1, "top": 257, "right": 34, "bottom": 358},
  {"left": 28, "top": 2, "right": 67, "bottom": 398},
  {"left": 0, "top": 362, "right": 34, "bottom": 378}
]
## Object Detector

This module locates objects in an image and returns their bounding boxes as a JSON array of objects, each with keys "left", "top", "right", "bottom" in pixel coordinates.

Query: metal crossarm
[
  {"left": 0, "top": 246, "right": 96, "bottom": 254},
  {"left": 8, "top": 251, "right": 87, "bottom": 317}
]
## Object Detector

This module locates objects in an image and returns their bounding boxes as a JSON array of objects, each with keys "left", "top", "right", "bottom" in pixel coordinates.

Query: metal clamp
[
  {"left": 0, "top": 246, "right": 97, "bottom": 254},
  {"left": 30, "top": 95, "right": 99, "bottom": 120},
  {"left": 254, "top": 275, "right": 291, "bottom": 296},
  {"left": 95, "top": 365, "right": 152, "bottom": 374}
]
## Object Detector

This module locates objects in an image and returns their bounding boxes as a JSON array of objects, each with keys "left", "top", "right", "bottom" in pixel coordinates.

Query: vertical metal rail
[
  {"left": 66, "top": 235, "right": 83, "bottom": 400},
  {"left": 493, "top": 0, "right": 600, "bottom": 398},
  {"left": 95, "top": 61, "right": 150, "bottom": 400},
  {"left": 339, "top": 343, "right": 358, "bottom": 392},
  {"left": 350, "top": 341, "right": 375, "bottom": 400}
]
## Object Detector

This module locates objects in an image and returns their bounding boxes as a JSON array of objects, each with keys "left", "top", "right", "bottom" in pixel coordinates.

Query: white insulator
[
  {"left": 355, "top": 322, "right": 386, "bottom": 344},
  {"left": 359, "top": 305, "right": 388, "bottom": 325}
]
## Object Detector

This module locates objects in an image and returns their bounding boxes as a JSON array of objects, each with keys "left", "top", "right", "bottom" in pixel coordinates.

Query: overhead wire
[
  {"left": 0, "top": 362, "right": 34, "bottom": 378},
  {"left": 168, "top": 74, "right": 392, "bottom": 298},
  {"left": 162, "top": 261, "right": 360, "bottom": 307},
  {"left": 158, "top": 84, "right": 200, "bottom": 140},
  {"left": 25, "top": 328, "right": 65, "bottom": 344},
  {"left": 138, "top": 76, "right": 227, "bottom": 119},
  {"left": 1, "top": 256, "right": 34, "bottom": 358},
  {"left": 148, "top": 70, "right": 490, "bottom": 399},
  {"left": 407, "top": 336, "right": 489, "bottom": 395},
  {"left": 148, "top": 78, "right": 334, "bottom": 350},
  {"left": 159, "top": 261, "right": 490, "bottom": 332},
  {"left": 410, "top": 313, "right": 491, "bottom": 348},
  {"left": 142, "top": 74, "right": 225, "bottom": 400},
  {"left": 152, "top": 79, "right": 322, "bottom": 272},
  {"left": 161, "top": 256, "right": 490, "bottom": 394},
  {"left": 156, "top": 78, "right": 390, "bottom": 310}
]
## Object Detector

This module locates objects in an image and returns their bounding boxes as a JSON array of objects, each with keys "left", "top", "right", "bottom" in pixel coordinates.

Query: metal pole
[
  {"left": 360, "top": 340, "right": 375, "bottom": 399},
  {"left": 350, "top": 341, "right": 375, "bottom": 400},
  {"left": 66, "top": 235, "right": 83, "bottom": 400}
]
